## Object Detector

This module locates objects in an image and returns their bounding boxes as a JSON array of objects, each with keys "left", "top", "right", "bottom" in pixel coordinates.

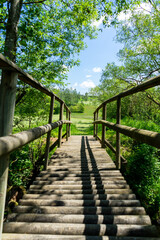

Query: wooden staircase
[{"left": 2, "top": 136, "right": 159, "bottom": 239}]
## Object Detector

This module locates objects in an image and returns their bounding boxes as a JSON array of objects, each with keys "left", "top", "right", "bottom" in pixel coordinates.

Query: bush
[
  {"left": 124, "top": 143, "right": 160, "bottom": 223},
  {"left": 70, "top": 103, "right": 84, "bottom": 113}
]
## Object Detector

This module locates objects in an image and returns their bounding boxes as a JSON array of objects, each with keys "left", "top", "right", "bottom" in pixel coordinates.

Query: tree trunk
[
  {"left": 0, "top": 0, "right": 23, "bottom": 237},
  {"left": 4, "top": 0, "right": 23, "bottom": 62}
]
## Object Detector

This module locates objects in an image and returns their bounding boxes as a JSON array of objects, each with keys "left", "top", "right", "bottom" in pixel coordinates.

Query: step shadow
[{"left": 81, "top": 136, "right": 118, "bottom": 237}]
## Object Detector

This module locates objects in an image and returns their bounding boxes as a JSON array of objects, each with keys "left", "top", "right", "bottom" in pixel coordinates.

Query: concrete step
[
  {"left": 3, "top": 222, "right": 158, "bottom": 236},
  {"left": 3, "top": 136, "right": 158, "bottom": 239},
  {"left": 19, "top": 199, "right": 141, "bottom": 207},
  {"left": 28, "top": 189, "right": 133, "bottom": 194},
  {"left": 13, "top": 206, "right": 146, "bottom": 215},
  {"left": 23, "top": 193, "right": 137, "bottom": 200},
  {"left": 29, "top": 184, "right": 130, "bottom": 190},
  {"left": 48, "top": 162, "right": 114, "bottom": 166},
  {"left": 32, "top": 180, "right": 127, "bottom": 185},
  {"left": 2, "top": 234, "right": 160, "bottom": 240},
  {"left": 47, "top": 165, "right": 116, "bottom": 170},
  {"left": 7, "top": 214, "right": 151, "bottom": 225},
  {"left": 39, "top": 171, "right": 122, "bottom": 177},
  {"left": 36, "top": 176, "right": 125, "bottom": 181},
  {"left": 40, "top": 170, "right": 120, "bottom": 175}
]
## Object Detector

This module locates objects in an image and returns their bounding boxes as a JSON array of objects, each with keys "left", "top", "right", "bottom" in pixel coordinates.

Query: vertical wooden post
[
  {"left": 116, "top": 97, "right": 121, "bottom": 169},
  {"left": 58, "top": 102, "right": 64, "bottom": 147},
  {"left": 44, "top": 95, "right": 55, "bottom": 170},
  {"left": 93, "top": 112, "right": 96, "bottom": 137},
  {"left": 66, "top": 109, "right": 69, "bottom": 141},
  {"left": 0, "top": 70, "right": 18, "bottom": 238},
  {"left": 68, "top": 111, "right": 71, "bottom": 137},
  {"left": 95, "top": 110, "right": 98, "bottom": 140},
  {"left": 101, "top": 104, "right": 106, "bottom": 148}
]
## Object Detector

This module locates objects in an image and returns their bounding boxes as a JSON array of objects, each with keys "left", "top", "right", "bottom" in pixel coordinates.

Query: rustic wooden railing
[
  {"left": 93, "top": 75, "right": 160, "bottom": 169},
  {"left": 0, "top": 54, "right": 71, "bottom": 237}
]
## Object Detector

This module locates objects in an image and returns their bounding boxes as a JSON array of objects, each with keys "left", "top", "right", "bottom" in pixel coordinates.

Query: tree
[
  {"left": 0, "top": 0, "right": 138, "bottom": 83},
  {"left": 90, "top": 1, "right": 160, "bottom": 119},
  {"left": 115, "top": 0, "right": 160, "bottom": 82}
]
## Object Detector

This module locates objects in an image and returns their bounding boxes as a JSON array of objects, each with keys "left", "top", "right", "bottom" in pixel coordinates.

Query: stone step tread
[
  {"left": 36, "top": 176, "right": 125, "bottom": 180},
  {"left": 3, "top": 223, "right": 158, "bottom": 237},
  {"left": 13, "top": 206, "right": 146, "bottom": 215},
  {"left": 29, "top": 184, "right": 130, "bottom": 190},
  {"left": 38, "top": 173, "right": 122, "bottom": 177},
  {"left": 19, "top": 199, "right": 141, "bottom": 207},
  {"left": 28, "top": 189, "right": 133, "bottom": 194},
  {"left": 7, "top": 213, "right": 151, "bottom": 225},
  {"left": 23, "top": 193, "right": 137, "bottom": 200},
  {"left": 2, "top": 234, "right": 160, "bottom": 240},
  {"left": 33, "top": 180, "right": 127, "bottom": 185},
  {"left": 3, "top": 136, "right": 158, "bottom": 239}
]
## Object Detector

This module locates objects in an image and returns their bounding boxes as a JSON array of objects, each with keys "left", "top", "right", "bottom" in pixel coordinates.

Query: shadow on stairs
[{"left": 2, "top": 136, "right": 160, "bottom": 240}]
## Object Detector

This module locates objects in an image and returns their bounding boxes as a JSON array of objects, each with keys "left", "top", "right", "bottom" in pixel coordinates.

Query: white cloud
[
  {"left": 86, "top": 75, "right": 92, "bottom": 78},
  {"left": 72, "top": 82, "right": 78, "bottom": 89},
  {"left": 80, "top": 80, "right": 96, "bottom": 89},
  {"left": 118, "top": 11, "right": 131, "bottom": 22},
  {"left": 91, "top": 16, "right": 105, "bottom": 28},
  {"left": 118, "top": 2, "right": 152, "bottom": 22},
  {"left": 137, "top": 3, "right": 152, "bottom": 13},
  {"left": 92, "top": 67, "right": 102, "bottom": 73},
  {"left": 73, "top": 82, "right": 78, "bottom": 87}
]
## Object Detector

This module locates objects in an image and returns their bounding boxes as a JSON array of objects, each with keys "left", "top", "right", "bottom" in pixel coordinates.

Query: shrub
[{"left": 124, "top": 143, "right": 160, "bottom": 223}]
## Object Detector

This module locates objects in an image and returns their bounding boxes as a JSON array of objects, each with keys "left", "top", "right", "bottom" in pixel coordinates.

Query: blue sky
[
  {"left": 64, "top": 2, "right": 152, "bottom": 94},
  {"left": 65, "top": 25, "right": 123, "bottom": 94}
]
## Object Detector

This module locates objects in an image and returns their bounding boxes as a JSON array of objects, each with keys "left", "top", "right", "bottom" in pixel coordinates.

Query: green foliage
[
  {"left": 9, "top": 137, "right": 46, "bottom": 188},
  {"left": 9, "top": 145, "right": 33, "bottom": 187},
  {"left": 125, "top": 143, "right": 160, "bottom": 222},
  {"left": 59, "top": 88, "right": 81, "bottom": 106},
  {"left": 70, "top": 103, "right": 84, "bottom": 113},
  {"left": 104, "top": 117, "right": 160, "bottom": 223},
  {"left": 8, "top": 137, "right": 46, "bottom": 188},
  {"left": 0, "top": 0, "right": 136, "bottom": 86},
  {"left": 115, "top": 1, "right": 160, "bottom": 80}
]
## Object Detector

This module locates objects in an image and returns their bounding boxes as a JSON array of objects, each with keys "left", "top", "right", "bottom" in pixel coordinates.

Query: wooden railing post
[
  {"left": 66, "top": 109, "right": 69, "bottom": 141},
  {"left": 101, "top": 104, "right": 106, "bottom": 148},
  {"left": 116, "top": 97, "right": 121, "bottom": 169},
  {"left": 68, "top": 111, "right": 71, "bottom": 137},
  {"left": 0, "top": 71, "right": 18, "bottom": 238},
  {"left": 58, "top": 102, "right": 64, "bottom": 147},
  {"left": 44, "top": 95, "right": 55, "bottom": 170},
  {"left": 95, "top": 110, "right": 98, "bottom": 140},
  {"left": 93, "top": 112, "right": 96, "bottom": 137}
]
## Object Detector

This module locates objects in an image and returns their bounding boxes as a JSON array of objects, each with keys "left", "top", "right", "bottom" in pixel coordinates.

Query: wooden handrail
[
  {"left": 0, "top": 54, "right": 70, "bottom": 113},
  {"left": 94, "top": 120, "right": 160, "bottom": 149},
  {"left": 93, "top": 74, "right": 160, "bottom": 169},
  {"left": 94, "top": 75, "right": 160, "bottom": 113},
  {"left": 0, "top": 53, "right": 72, "bottom": 236},
  {"left": 0, "top": 120, "right": 71, "bottom": 157}
]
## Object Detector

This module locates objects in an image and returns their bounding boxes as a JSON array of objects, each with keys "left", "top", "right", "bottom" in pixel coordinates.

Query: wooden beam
[
  {"left": 66, "top": 109, "right": 69, "bottom": 141},
  {"left": 0, "top": 70, "right": 18, "bottom": 238},
  {"left": 93, "top": 112, "right": 96, "bottom": 137},
  {"left": 101, "top": 104, "right": 106, "bottom": 148},
  {"left": 116, "top": 97, "right": 121, "bottom": 169},
  {"left": 58, "top": 102, "right": 64, "bottom": 147},
  {"left": 44, "top": 95, "right": 55, "bottom": 170},
  {"left": 94, "top": 75, "right": 160, "bottom": 113},
  {"left": 68, "top": 112, "right": 71, "bottom": 137},
  {"left": 94, "top": 120, "right": 160, "bottom": 149},
  {"left": 0, "top": 54, "right": 72, "bottom": 112},
  {"left": 0, "top": 121, "right": 72, "bottom": 157},
  {"left": 104, "top": 139, "right": 127, "bottom": 164}
]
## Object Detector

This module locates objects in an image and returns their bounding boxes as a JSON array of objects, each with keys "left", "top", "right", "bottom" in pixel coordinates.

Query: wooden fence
[
  {"left": 93, "top": 75, "right": 160, "bottom": 169},
  {"left": 0, "top": 54, "right": 71, "bottom": 237}
]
